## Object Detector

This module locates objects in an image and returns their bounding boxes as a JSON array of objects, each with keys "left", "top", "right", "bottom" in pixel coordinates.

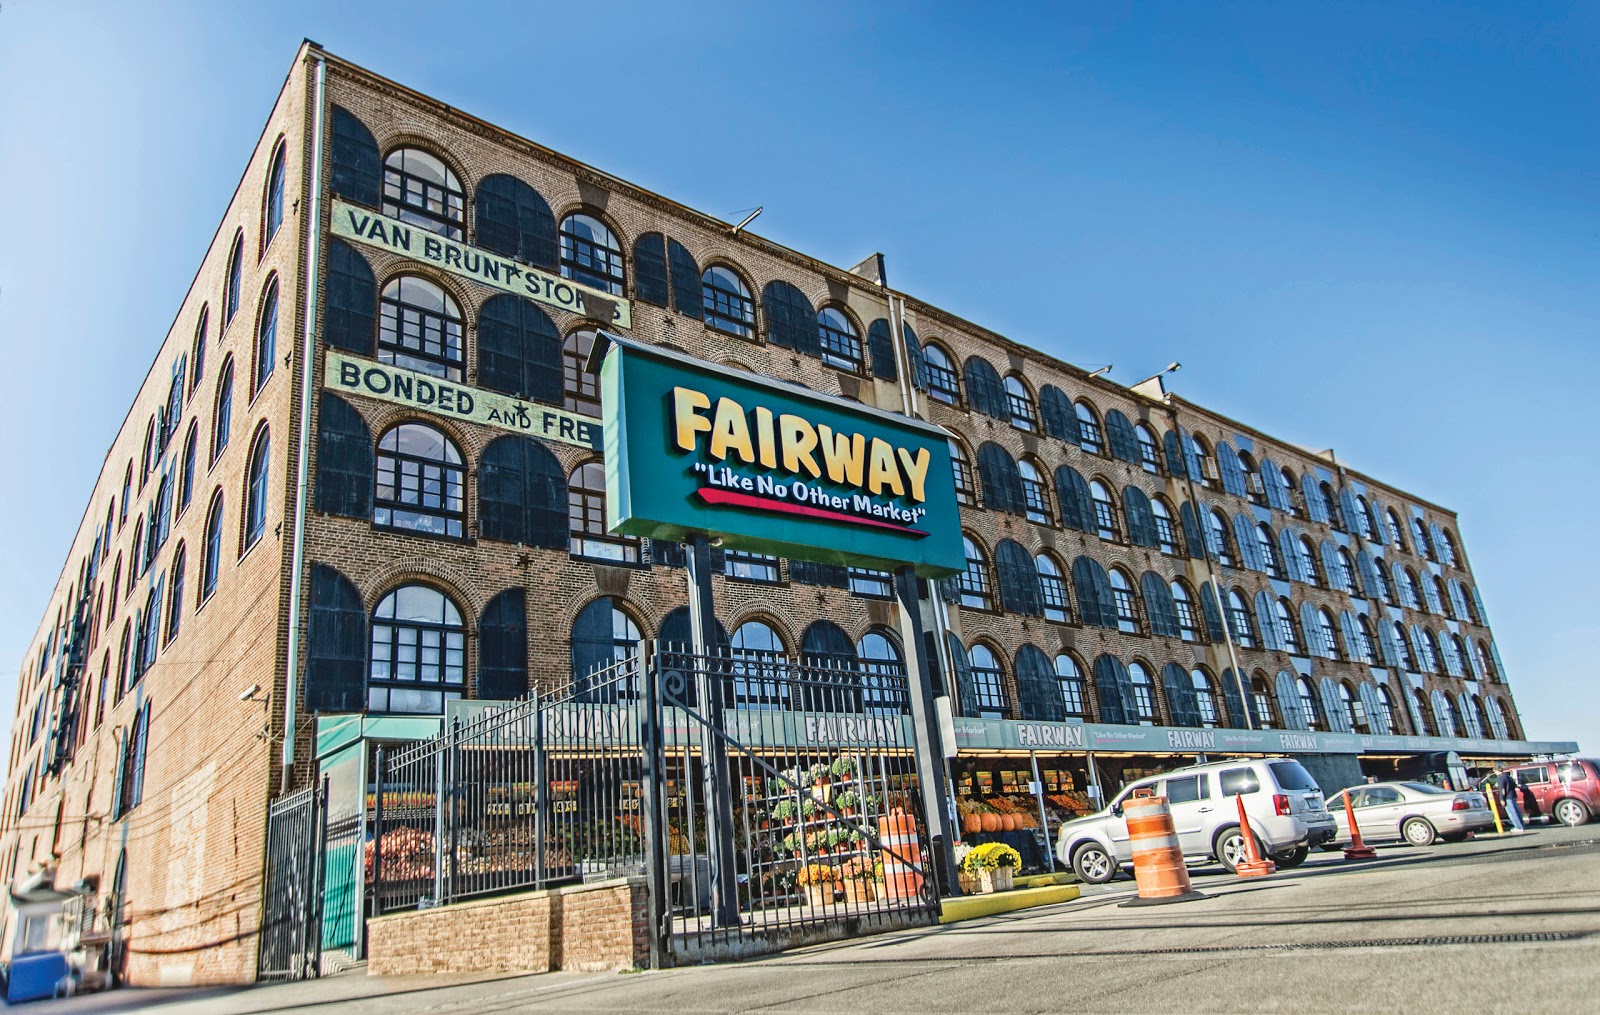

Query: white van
[{"left": 1054, "top": 758, "right": 1338, "bottom": 884}]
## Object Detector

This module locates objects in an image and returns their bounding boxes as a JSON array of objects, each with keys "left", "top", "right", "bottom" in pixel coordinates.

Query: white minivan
[{"left": 1054, "top": 758, "right": 1339, "bottom": 884}]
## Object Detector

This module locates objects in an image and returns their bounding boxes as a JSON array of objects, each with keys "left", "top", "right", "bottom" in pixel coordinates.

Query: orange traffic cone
[
  {"left": 1118, "top": 792, "right": 1207, "bottom": 907},
  {"left": 1342, "top": 791, "right": 1377, "bottom": 861},
  {"left": 1233, "top": 793, "right": 1276, "bottom": 878}
]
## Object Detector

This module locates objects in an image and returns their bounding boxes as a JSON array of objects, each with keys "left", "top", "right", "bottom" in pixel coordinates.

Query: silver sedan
[{"left": 1326, "top": 781, "right": 1496, "bottom": 848}]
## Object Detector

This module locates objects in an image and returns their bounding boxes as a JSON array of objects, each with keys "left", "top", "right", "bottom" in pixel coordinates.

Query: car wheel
[
  {"left": 1440, "top": 833, "right": 1467, "bottom": 843},
  {"left": 1071, "top": 842, "right": 1117, "bottom": 885},
  {"left": 1214, "top": 826, "right": 1260, "bottom": 872},
  {"left": 1401, "top": 817, "right": 1437, "bottom": 847},
  {"left": 1554, "top": 799, "right": 1591, "bottom": 827},
  {"left": 1317, "top": 843, "right": 1344, "bottom": 853},
  {"left": 1270, "top": 846, "right": 1310, "bottom": 869}
]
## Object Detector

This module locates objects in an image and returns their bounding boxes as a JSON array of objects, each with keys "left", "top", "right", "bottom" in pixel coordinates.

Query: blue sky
[{"left": 1, "top": 2, "right": 1594, "bottom": 756}]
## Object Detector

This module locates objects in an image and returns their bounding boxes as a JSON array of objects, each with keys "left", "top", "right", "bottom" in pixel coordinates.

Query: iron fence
[{"left": 258, "top": 779, "right": 327, "bottom": 981}]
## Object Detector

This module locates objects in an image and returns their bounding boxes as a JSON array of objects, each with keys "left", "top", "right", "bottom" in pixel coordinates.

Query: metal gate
[
  {"left": 367, "top": 642, "right": 940, "bottom": 964},
  {"left": 257, "top": 779, "right": 328, "bottom": 981}
]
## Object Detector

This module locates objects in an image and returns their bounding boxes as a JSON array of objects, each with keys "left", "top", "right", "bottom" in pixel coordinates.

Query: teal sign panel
[{"left": 596, "top": 334, "right": 964, "bottom": 576}]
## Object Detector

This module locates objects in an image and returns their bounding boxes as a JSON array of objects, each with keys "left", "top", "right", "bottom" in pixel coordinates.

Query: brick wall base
[{"left": 366, "top": 876, "right": 648, "bottom": 976}]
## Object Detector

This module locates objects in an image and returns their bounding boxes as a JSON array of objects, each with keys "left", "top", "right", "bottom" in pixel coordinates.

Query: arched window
[
  {"left": 130, "top": 517, "right": 145, "bottom": 579},
  {"left": 1018, "top": 459, "right": 1050, "bottom": 524},
  {"left": 1353, "top": 614, "right": 1377, "bottom": 664},
  {"left": 1335, "top": 547, "right": 1358, "bottom": 593},
  {"left": 568, "top": 461, "right": 639, "bottom": 562},
  {"left": 1296, "top": 537, "right": 1319, "bottom": 585},
  {"left": 923, "top": 344, "right": 960, "bottom": 404},
  {"left": 949, "top": 440, "right": 976, "bottom": 505},
  {"left": 1432, "top": 575, "right": 1451, "bottom": 618},
  {"left": 1431, "top": 690, "right": 1460, "bottom": 737},
  {"left": 1419, "top": 628, "right": 1442, "bottom": 673},
  {"left": 1257, "top": 524, "right": 1283, "bottom": 579},
  {"left": 730, "top": 620, "right": 789, "bottom": 710},
  {"left": 1475, "top": 640, "right": 1497, "bottom": 681},
  {"left": 1371, "top": 557, "right": 1394, "bottom": 603},
  {"left": 378, "top": 276, "right": 464, "bottom": 380},
  {"left": 190, "top": 306, "right": 208, "bottom": 393},
  {"left": 1318, "top": 610, "right": 1340, "bottom": 660},
  {"left": 1439, "top": 529, "right": 1460, "bottom": 566},
  {"left": 571, "top": 597, "right": 643, "bottom": 699},
  {"left": 1274, "top": 466, "right": 1297, "bottom": 515},
  {"left": 382, "top": 148, "right": 464, "bottom": 239},
  {"left": 1395, "top": 622, "right": 1418, "bottom": 670},
  {"left": 1005, "top": 376, "right": 1037, "bottom": 431},
  {"left": 1144, "top": 498, "right": 1176, "bottom": 555},
  {"left": 1319, "top": 483, "right": 1342, "bottom": 529},
  {"left": 254, "top": 276, "right": 278, "bottom": 392},
  {"left": 815, "top": 306, "right": 862, "bottom": 372},
  {"left": 1089, "top": 480, "right": 1118, "bottom": 540},
  {"left": 967, "top": 644, "right": 1009, "bottom": 718},
  {"left": 1374, "top": 685, "right": 1398, "bottom": 734},
  {"left": 224, "top": 232, "right": 244, "bottom": 326},
  {"left": 701, "top": 265, "right": 754, "bottom": 337},
  {"left": 368, "top": 584, "right": 466, "bottom": 713},
  {"left": 559, "top": 213, "right": 625, "bottom": 295},
  {"left": 1127, "top": 662, "right": 1157, "bottom": 725},
  {"left": 1108, "top": 569, "right": 1140, "bottom": 634},
  {"left": 1074, "top": 401, "right": 1104, "bottom": 454},
  {"left": 1386, "top": 509, "right": 1407, "bottom": 550},
  {"left": 178, "top": 421, "right": 198, "bottom": 514},
  {"left": 201, "top": 492, "right": 224, "bottom": 601},
  {"left": 263, "top": 140, "right": 286, "bottom": 247},
  {"left": 1054, "top": 655, "right": 1087, "bottom": 717},
  {"left": 1297, "top": 676, "right": 1321, "bottom": 730},
  {"left": 164, "top": 543, "right": 186, "bottom": 645},
  {"left": 211, "top": 359, "right": 234, "bottom": 467},
  {"left": 1275, "top": 599, "right": 1300, "bottom": 653},
  {"left": 1226, "top": 589, "right": 1256, "bottom": 647},
  {"left": 1171, "top": 581, "right": 1200, "bottom": 642},
  {"left": 956, "top": 536, "right": 992, "bottom": 610},
  {"left": 1411, "top": 517, "right": 1433, "bottom": 559},
  {"left": 562, "top": 329, "right": 601, "bottom": 416},
  {"left": 243, "top": 427, "right": 271, "bottom": 551},
  {"left": 479, "top": 295, "right": 562, "bottom": 404},
  {"left": 475, "top": 174, "right": 558, "bottom": 268},
  {"left": 1036, "top": 554, "right": 1070, "bottom": 623},
  {"left": 1207, "top": 510, "right": 1235, "bottom": 567},
  {"left": 1192, "top": 669, "right": 1218, "bottom": 727},
  {"left": 1339, "top": 683, "right": 1364, "bottom": 732},
  {"left": 857, "top": 630, "right": 907, "bottom": 715},
  {"left": 1189, "top": 434, "right": 1215, "bottom": 485},
  {"left": 1135, "top": 424, "right": 1161, "bottom": 473},
  {"left": 374, "top": 422, "right": 465, "bottom": 538},
  {"left": 1250, "top": 673, "right": 1276, "bottom": 728}
]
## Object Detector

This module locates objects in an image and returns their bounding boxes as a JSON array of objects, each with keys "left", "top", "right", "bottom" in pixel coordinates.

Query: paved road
[{"left": 36, "top": 825, "right": 1600, "bottom": 1014}]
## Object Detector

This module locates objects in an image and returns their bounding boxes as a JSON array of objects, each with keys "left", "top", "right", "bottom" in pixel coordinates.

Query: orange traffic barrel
[
  {"left": 877, "top": 809, "right": 925, "bottom": 900},
  {"left": 1119, "top": 793, "right": 1207, "bottom": 907}
]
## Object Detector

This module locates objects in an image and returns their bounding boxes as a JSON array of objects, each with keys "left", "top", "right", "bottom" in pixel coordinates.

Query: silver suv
[{"left": 1055, "top": 758, "right": 1339, "bottom": 884}]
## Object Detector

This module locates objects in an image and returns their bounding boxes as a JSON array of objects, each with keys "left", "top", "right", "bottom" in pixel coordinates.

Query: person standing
[{"left": 1496, "top": 766, "right": 1526, "bottom": 832}]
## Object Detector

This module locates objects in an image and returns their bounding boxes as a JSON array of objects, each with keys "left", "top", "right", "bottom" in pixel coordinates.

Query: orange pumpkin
[
  {"left": 962, "top": 812, "right": 983, "bottom": 834},
  {"left": 980, "top": 812, "right": 1001, "bottom": 833}
]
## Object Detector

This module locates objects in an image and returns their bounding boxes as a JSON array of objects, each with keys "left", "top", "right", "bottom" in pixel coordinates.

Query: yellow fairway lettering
[
  {"left": 754, "top": 406, "right": 778, "bottom": 469},
  {"left": 816, "top": 424, "right": 867, "bottom": 487},
  {"left": 778, "top": 414, "right": 822, "bottom": 479},
  {"left": 672, "top": 387, "right": 713, "bottom": 452},
  {"left": 896, "top": 446, "right": 931, "bottom": 503},
  {"left": 709, "top": 396, "right": 756, "bottom": 463},
  {"left": 866, "top": 437, "right": 905, "bottom": 497}
]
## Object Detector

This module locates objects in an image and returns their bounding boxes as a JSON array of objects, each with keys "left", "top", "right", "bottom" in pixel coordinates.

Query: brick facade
[{"left": 0, "top": 42, "right": 1527, "bottom": 987}]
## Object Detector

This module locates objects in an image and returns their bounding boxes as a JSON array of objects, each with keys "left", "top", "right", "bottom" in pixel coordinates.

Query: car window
[
  {"left": 1555, "top": 763, "right": 1589, "bottom": 782},
  {"left": 1219, "top": 767, "right": 1260, "bottom": 796},
  {"left": 1517, "top": 767, "right": 1548, "bottom": 786},
  {"left": 1166, "top": 775, "right": 1207, "bottom": 804},
  {"left": 1401, "top": 782, "right": 1447, "bottom": 794},
  {"left": 1268, "top": 761, "right": 1319, "bottom": 791},
  {"left": 1368, "top": 787, "right": 1403, "bottom": 805},
  {"left": 1344, "top": 788, "right": 1366, "bottom": 808}
]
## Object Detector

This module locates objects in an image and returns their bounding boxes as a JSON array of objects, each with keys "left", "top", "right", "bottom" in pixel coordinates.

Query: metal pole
[
  {"left": 895, "top": 565, "right": 961, "bottom": 897},
  {"left": 371, "top": 746, "right": 384, "bottom": 923},
  {"left": 532, "top": 688, "right": 546, "bottom": 884},
  {"left": 1085, "top": 750, "right": 1104, "bottom": 809},
  {"left": 639, "top": 638, "right": 670, "bottom": 968},
  {"left": 1029, "top": 751, "right": 1054, "bottom": 872},
  {"left": 432, "top": 729, "right": 446, "bottom": 906},
  {"left": 685, "top": 533, "right": 740, "bottom": 928}
]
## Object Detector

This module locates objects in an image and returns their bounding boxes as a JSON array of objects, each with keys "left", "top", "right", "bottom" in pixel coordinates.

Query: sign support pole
[
  {"left": 894, "top": 566, "right": 961, "bottom": 897},
  {"left": 686, "top": 533, "right": 741, "bottom": 928}
]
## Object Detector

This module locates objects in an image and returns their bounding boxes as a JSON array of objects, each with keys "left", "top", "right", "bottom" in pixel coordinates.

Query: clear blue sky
[{"left": 1, "top": 2, "right": 1594, "bottom": 757}]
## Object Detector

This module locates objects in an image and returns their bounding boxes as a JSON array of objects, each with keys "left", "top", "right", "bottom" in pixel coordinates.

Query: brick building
[{"left": 1, "top": 42, "right": 1566, "bottom": 986}]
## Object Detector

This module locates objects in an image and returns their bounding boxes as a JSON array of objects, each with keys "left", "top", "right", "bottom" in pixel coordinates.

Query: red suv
[{"left": 1507, "top": 759, "right": 1599, "bottom": 827}]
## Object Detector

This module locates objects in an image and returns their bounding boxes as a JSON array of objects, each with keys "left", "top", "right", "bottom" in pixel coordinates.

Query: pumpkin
[
  {"left": 980, "top": 812, "right": 1001, "bottom": 833},
  {"left": 962, "top": 812, "right": 983, "bottom": 834}
]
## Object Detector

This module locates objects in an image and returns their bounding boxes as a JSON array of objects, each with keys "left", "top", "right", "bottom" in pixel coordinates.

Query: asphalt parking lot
[{"left": 27, "top": 824, "right": 1600, "bottom": 1015}]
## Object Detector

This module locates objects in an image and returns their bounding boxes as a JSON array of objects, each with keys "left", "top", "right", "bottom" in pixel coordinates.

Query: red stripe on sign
[{"left": 695, "top": 486, "right": 927, "bottom": 537}]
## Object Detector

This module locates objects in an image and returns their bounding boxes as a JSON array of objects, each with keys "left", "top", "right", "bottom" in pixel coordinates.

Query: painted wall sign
[
  {"left": 596, "top": 334, "right": 965, "bottom": 576},
  {"left": 324, "top": 351, "right": 600, "bottom": 451},
  {"left": 330, "top": 198, "right": 632, "bottom": 329}
]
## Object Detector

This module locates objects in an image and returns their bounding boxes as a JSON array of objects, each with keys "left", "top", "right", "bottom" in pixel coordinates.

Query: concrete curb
[{"left": 939, "top": 884, "right": 1081, "bottom": 924}]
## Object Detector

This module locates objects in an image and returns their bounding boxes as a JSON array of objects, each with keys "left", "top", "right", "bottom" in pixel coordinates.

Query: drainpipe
[
  {"left": 282, "top": 50, "right": 328, "bottom": 780},
  {"left": 1165, "top": 397, "right": 1254, "bottom": 730}
]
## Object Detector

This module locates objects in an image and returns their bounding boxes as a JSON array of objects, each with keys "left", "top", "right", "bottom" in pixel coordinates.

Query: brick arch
[{"left": 357, "top": 558, "right": 481, "bottom": 625}]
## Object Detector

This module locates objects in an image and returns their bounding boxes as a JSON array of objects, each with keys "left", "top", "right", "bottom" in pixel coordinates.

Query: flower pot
[
  {"left": 979, "top": 867, "right": 1014, "bottom": 894},
  {"left": 843, "top": 879, "right": 875, "bottom": 903},
  {"left": 805, "top": 886, "right": 835, "bottom": 908},
  {"left": 958, "top": 871, "right": 980, "bottom": 895}
]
